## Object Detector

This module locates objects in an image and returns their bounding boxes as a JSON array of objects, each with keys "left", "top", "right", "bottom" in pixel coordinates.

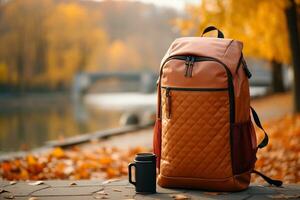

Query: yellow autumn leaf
[
  {"left": 27, "top": 155, "right": 37, "bottom": 165},
  {"left": 51, "top": 147, "right": 65, "bottom": 159},
  {"left": 99, "top": 157, "right": 113, "bottom": 165}
]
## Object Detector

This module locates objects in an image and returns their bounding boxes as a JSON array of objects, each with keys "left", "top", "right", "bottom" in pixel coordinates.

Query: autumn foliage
[
  {"left": 253, "top": 114, "right": 300, "bottom": 184},
  {"left": 0, "top": 0, "right": 178, "bottom": 92},
  {"left": 0, "top": 114, "right": 299, "bottom": 183},
  {"left": 0, "top": 146, "right": 149, "bottom": 181},
  {"left": 175, "top": 0, "right": 299, "bottom": 64}
]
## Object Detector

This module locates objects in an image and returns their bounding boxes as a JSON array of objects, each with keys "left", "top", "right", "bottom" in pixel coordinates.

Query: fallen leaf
[
  {"left": 96, "top": 191, "right": 108, "bottom": 195},
  {"left": 106, "top": 168, "right": 118, "bottom": 178},
  {"left": 256, "top": 185, "right": 265, "bottom": 187},
  {"left": 51, "top": 147, "right": 65, "bottom": 159},
  {"left": 0, "top": 145, "right": 148, "bottom": 181},
  {"left": 203, "top": 192, "right": 225, "bottom": 196},
  {"left": 94, "top": 195, "right": 109, "bottom": 199},
  {"left": 27, "top": 155, "right": 37, "bottom": 165},
  {"left": 69, "top": 182, "right": 77, "bottom": 186},
  {"left": 1, "top": 162, "right": 11, "bottom": 172},
  {"left": 99, "top": 157, "right": 113, "bottom": 165},
  {"left": 170, "top": 194, "right": 190, "bottom": 200},
  {"left": 102, "top": 179, "right": 121, "bottom": 185},
  {"left": 28, "top": 197, "right": 39, "bottom": 200},
  {"left": 3, "top": 193, "right": 14, "bottom": 199},
  {"left": 0, "top": 188, "right": 8, "bottom": 193},
  {"left": 9, "top": 181, "right": 16, "bottom": 185},
  {"left": 28, "top": 181, "right": 44, "bottom": 186}
]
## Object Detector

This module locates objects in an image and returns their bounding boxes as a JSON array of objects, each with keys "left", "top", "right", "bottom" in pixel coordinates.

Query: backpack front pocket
[{"left": 160, "top": 87, "right": 232, "bottom": 179}]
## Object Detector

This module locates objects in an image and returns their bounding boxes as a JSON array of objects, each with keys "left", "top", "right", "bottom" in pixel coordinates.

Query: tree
[
  {"left": 43, "top": 2, "right": 107, "bottom": 89},
  {"left": 0, "top": 0, "right": 179, "bottom": 92},
  {"left": 0, "top": 0, "right": 54, "bottom": 93},
  {"left": 106, "top": 40, "right": 141, "bottom": 71},
  {"left": 177, "top": 0, "right": 300, "bottom": 112},
  {"left": 285, "top": 0, "right": 300, "bottom": 112}
]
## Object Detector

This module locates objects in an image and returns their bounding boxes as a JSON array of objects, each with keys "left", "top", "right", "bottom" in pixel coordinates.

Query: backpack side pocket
[{"left": 232, "top": 120, "right": 257, "bottom": 174}]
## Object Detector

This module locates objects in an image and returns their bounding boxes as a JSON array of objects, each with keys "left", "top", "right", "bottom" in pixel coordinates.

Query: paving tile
[
  {"left": 101, "top": 179, "right": 130, "bottom": 186},
  {"left": 230, "top": 189, "right": 255, "bottom": 200},
  {"left": 1, "top": 191, "right": 16, "bottom": 199},
  {"left": 32, "top": 186, "right": 101, "bottom": 196},
  {"left": 184, "top": 195, "right": 217, "bottom": 200},
  {"left": 246, "top": 186, "right": 279, "bottom": 195},
  {"left": 275, "top": 190, "right": 300, "bottom": 196},
  {"left": 0, "top": 180, "right": 9, "bottom": 187},
  {"left": 13, "top": 196, "right": 95, "bottom": 200},
  {"left": 41, "top": 180, "right": 75, "bottom": 187},
  {"left": 135, "top": 192, "right": 175, "bottom": 200},
  {"left": 186, "top": 191, "right": 250, "bottom": 200},
  {"left": 1, "top": 180, "right": 299, "bottom": 199},
  {"left": 156, "top": 185, "right": 186, "bottom": 194},
  {"left": 283, "top": 184, "right": 300, "bottom": 191},
  {"left": 45, "top": 180, "right": 104, "bottom": 187},
  {"left": 247, "top": 194, "right": 273, "bottom": 200},
  {"left": 75, "top": 180, "right": 104, "bottom": 186},
  {"left": 273, "top": 185, "right": 300, "bottom": 196},
  {"left": 3, "top": 181, "right": 50, "bottom": 196},
  {"left": 101, "top": 185, "right": 135, "bottom": 199},
  {"left": 267, "top": 194, "right": 300, "bottom": 199},
  {"left": 9, "top": 197, "right": 28, "bottom": 200}
]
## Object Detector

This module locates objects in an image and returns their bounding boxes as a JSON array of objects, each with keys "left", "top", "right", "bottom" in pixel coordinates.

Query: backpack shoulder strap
[
  {"left": 252, "top": 169, "right": 283, "bottom": 187},
  {"left": 250, "top": 107, "right": 283, "bottom": 187},
  {"left": 250, "top": 106, "right": 269, "bottom": 149}
]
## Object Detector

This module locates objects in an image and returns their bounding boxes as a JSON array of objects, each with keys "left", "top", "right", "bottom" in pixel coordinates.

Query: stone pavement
[{"left": 0, "top": 179, "right": 299, "bottom": 200}]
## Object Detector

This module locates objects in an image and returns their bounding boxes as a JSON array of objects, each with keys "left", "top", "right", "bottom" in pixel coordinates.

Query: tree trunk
[
  {"left": 271, "top": 60, "right": 285, "bottom": 93},
  {"left": 285, "top": 0, "right": 300, "bottom": 113},
  {"left": 17, "top": 35, "right": 25, "bottom": 96}
]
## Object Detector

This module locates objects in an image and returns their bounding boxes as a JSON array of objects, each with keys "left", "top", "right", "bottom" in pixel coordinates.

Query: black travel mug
[{"left": 128, "top": 153, "right": 156, "bottom": 193}]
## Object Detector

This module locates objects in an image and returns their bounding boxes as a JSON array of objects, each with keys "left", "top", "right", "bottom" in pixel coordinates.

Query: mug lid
[{"left": 135, "top": 153, "right": 156, "bottom": 161}]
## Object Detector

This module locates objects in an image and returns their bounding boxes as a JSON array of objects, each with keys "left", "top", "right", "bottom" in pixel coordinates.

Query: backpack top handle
[{"left": 201, "top": 26, "right": 224, "bottom": 38}]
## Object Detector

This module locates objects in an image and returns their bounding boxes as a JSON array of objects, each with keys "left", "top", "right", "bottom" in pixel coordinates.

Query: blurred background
[
  {"left": 0, "top": 0, "right": 186, "bottom": 153},
  {"left": 0, "top": 0, "right": 299, "bottom": 182},
  {"left": 0, "top": 0, "right": 299, "bottom": 152}
]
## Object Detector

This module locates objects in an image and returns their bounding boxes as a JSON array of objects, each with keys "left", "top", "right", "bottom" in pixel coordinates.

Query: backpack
[{"left": 153, "top": 26, "right": 282, "bottom": 191}]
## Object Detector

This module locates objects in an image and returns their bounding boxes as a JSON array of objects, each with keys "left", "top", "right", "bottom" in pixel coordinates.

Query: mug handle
[{"left": 128, "top": 163, "right": 136, "bottom": 186}]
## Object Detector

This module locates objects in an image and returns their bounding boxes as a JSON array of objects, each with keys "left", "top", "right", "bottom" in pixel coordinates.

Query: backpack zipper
[
  {"left": 163, "top": 86, "right": 228, "bottom": 119},
  {"left": 184, "top": 57, "right": 190, "bottom": 77},
  {"left": 160, "top": 55, "right": 235, "bottom": 125},
  {"left": 165, "top": 87, "right": 171, "bottom": 119},
  {"left": 188, "top": 57, "right": 195, "bottom": 77},
  {"left": 184, "top": 56, "right": 195, "bottom": 77},
  {"left": 163, "top": 55, "right": 218, "bottom": 78}
]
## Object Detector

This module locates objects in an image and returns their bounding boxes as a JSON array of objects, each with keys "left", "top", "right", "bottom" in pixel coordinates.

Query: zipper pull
[
  {"left": 165, "top": 88, "right": 171, "bottom": 119},
  {"left": 184, "top": 57, "right": 190, "bottom": 77},
  {"left": 188, "top": 57, "right": 195, "bottom": 77}
]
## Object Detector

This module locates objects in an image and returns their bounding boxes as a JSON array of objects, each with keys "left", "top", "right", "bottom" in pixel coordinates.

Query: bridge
[{"left": 72, "top": 71, "right": 158, "bottom": 102}]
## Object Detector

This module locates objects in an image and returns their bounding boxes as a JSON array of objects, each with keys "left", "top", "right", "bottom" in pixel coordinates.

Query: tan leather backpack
[{"left": 153, "top": 26, "right": 282, "bottom": 191}]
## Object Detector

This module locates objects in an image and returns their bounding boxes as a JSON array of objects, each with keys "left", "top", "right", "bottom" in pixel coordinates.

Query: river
[{"left": 0, "top": 93, "right": 122, "bottom": 154}]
